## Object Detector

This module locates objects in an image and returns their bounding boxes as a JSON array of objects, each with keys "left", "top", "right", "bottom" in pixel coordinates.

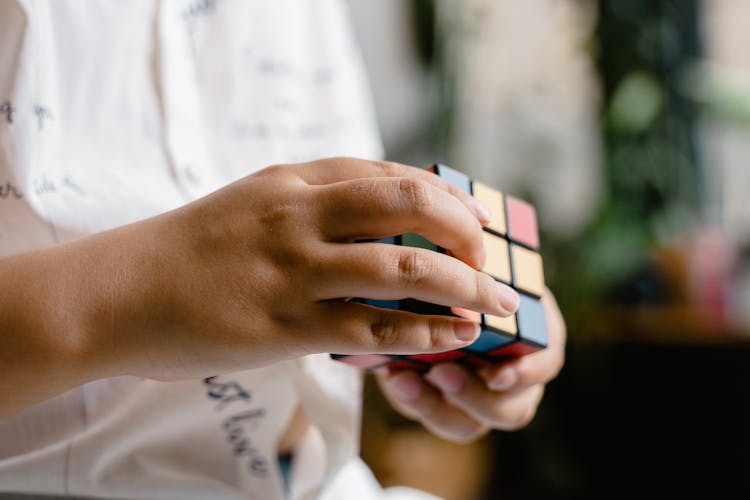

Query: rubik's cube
[{"left": 332, "top": 164, "right": 547, "bottom": 372}]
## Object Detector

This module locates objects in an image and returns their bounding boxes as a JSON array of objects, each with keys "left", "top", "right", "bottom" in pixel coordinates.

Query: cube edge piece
[
  {"left": 472, "top": 180, "right": 507, "bottom": 236},
  {"left": 432, "top": 163, "right": 472, "bottom": 194},
  {"left": 506, "top": 195, "right": 540, "bottom": 250},
  {"left": 509, "top": 243, "right": 546, "bottom": 299}
]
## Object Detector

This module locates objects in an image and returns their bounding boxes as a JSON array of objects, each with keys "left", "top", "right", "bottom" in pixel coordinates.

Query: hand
[
  {"left": 2, "top": 157, "right": 526, "bottom": 416},
  {"left": 86, "top": 158, "right": 522, "bottom": 380},
  {"left": 376, "top": 288, "right": 566, "bottom": 443}
]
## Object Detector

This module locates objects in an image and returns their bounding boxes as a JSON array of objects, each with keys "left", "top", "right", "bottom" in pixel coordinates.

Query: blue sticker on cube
[
  {"left": 434, "top": 164, "right": 472, "bottom": 194},
  {"left": 518, "top": 293, "right": 547, "bottom": 347},
  {"left": 464, "top": 329, "right": 514, "bottom": 353}
]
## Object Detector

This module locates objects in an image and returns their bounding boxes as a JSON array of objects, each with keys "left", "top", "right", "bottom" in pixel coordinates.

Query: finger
[
  {"left": 316, "top": 243, "right": 519, "bottom": 317},
  {"left": 314, "top": 177, "right": 485, "bottom": 269},
  {"left": 424, "top": 363, "right": 545, "bottom": 430},
  {"left": 311, "top": 301, "right": 479, "bottom": 355},
  {"left": 478, "top": 288, "right": 566, "bottom": 391},
  {"left": 288, "top": 157, "right": 492, "bottom": 225},
  {"left": 376, "top": 369, "right": 489, "bottom": 444}
]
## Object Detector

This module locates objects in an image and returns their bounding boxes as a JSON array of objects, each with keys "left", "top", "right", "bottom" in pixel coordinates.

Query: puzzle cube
[{"left": 332, "top": 164, "right": 548, "bottom": 372}]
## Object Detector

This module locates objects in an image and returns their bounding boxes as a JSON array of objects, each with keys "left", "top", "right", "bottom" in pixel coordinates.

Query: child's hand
[
  {"left": 102, "top": 158, "right": 519, "bottom": 380},
  {"left": 376, "top": 289, "right": 566, "bottom": 442}
]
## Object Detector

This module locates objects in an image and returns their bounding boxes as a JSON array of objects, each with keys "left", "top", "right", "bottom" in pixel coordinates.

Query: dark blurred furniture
[{"left": 479, "top": 330, "right": 750, "bottom": 499}]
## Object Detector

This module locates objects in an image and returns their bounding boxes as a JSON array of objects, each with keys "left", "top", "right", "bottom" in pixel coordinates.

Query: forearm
[{"left": 0, "top": 221, "right": 166, "bottom": 418}]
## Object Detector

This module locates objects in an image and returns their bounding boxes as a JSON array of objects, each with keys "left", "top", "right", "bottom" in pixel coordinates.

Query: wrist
[
  {"left": 71, "top": 216, "right": 180, "bottom": 380},
  {"left": 19, "top": 239, "right": 129, "bottom": 383},
  {"left": 0, "top": 242, "right": 118, "bottom": 416}
]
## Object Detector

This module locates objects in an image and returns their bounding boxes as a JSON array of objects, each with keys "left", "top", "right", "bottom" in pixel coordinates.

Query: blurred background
[{"left": 346, "top": 0, "right": 750, "bottom": 498}]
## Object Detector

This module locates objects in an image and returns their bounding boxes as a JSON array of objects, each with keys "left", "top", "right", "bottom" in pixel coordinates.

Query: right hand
[
  {"left": 104, "top": 158, "right": 519, "bottom": 380},
  {"left": 3, "top": 158, "right": 521, "bottom": 398}
]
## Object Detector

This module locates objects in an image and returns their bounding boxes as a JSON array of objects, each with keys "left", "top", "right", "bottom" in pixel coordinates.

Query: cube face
[
  {"left": 332, "top": 164, "right": 548, "bottom": 372},
  {"left": 401, "top": 233, "right": 437, "bottom": 251},
  {"left": 507, "top": 196, "right": 540, "bottom": 250},
  {"left": 411, "top": 350, "right": 466, "bottom": 363},
  {"left": 464, "top": 329, "right": 515, "bottom": 353},
  {"left": 484, "top": 312, "right": 518, "bottom": 335},
  {"left": 482, "top": 232, "right": 512, "bottom": 283},
  {"left": 472, "top": 181, "right": 507, "bottom": 236},
  {"left": 510, "top": 244, "right": 545, "bottom": 298},
  {"left": 517, "top": 293, "right": 547, "bottom": 347},
  {"left": 431, "top": 164, "right": 472, "bottom": 194}
]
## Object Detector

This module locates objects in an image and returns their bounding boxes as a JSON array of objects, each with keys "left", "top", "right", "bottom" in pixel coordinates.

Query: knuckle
[
  {"left": 346, "top": 178, "right": 379, "bottom": 201},
  {"left": 442, "top": 180, "right": 463, "bottom": 200},
  {"left": 475, "top": 272, "right": 496, "bottom": 309},
  {"left": 258, "top": 164, "right": 285, "bottom": 179},
  {"left": 397, "top": 249, "right": 429, "bottom": 287},
  {"left": 414, "top": 395, "right": 445, "bottom": 423},
  {"left": 270, "top": 239, "right": 320, "bottom": 277},
  {"left": 258, "top": 200, "right": 297, "bottom": 231},
  {"left": 370, "top": 160, "right": 400, "bottom": 178},
  {"left": 370, "top": 312, "right": 401, "bottom": 350},
  {"left": 397, "top": 177, "right": 433, "bottom": 213},
  {"left": 425, "top": 317, "right": 450, "bottom": 351}
]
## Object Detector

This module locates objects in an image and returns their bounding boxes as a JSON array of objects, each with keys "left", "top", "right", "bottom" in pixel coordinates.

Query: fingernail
[
  {"left": 472, "top": 198, "right": 493, "bottom": 224},
  {"left": 425, "top": 365, "right": 465, "bottom": 395},
  {"left": 453, "top": 320, "right": 479, "bottom": 342},
  {"left": 388, "top": 373, "right": 422, "bottom": 402},
  {"left": 489, "top": 366, "right": 518, "bottom": 391},
  {"left": 497, "top": 282, "right": 520, "bottom": 314}
]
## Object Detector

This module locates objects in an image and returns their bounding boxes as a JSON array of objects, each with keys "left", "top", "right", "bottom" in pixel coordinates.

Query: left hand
[{"left": 376, "top": 287, "right": 566, "bottom": 443}]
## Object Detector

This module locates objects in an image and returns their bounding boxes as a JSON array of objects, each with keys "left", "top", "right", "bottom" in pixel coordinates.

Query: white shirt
[{"left": 0, "top": 1, "right": 439, "bottom": 499}]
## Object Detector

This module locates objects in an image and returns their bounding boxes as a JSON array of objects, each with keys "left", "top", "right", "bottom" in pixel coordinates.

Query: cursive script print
[
  {"left": 34, "top": 105, "right": 52, "bottom": 130},
  {"left": 203, "top": 376, "right": 270, "bottom": 477},
  {"left": 0, "top": 181, "right": 22, "bottom": 200},
  {"left": 222, "top": 409, "right": 268, "bottom": 476},
  {"left": 182, "top": 0, "right": 219, "bottom": 19},
  {"left": 0, "top": 101, "right": 15, "bottom": 124},
  {"left": 28, "top": 175, "right": 87, "bottom": 198}
]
